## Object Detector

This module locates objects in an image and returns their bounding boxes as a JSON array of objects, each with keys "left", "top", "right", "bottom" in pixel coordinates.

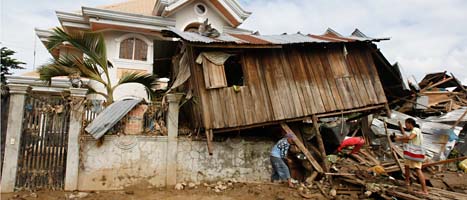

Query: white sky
[{"left": 1, "top": 0, "right": 466, "bottom": 84}]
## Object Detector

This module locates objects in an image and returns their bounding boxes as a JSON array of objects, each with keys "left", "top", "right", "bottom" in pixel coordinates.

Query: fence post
[
  {"left": 165, "top": 93, "right": 183, "bottom": 187},
  {"left": 1, "top": 84, "right": 31, "bottom": 193},
  {"left": 64, "top": 88, "right": 87, "bottom": 191}
]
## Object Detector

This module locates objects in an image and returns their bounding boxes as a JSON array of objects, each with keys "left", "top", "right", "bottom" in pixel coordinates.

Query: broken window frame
[{"left": 198, "top": 51, "right": 246, "bottom": 89}]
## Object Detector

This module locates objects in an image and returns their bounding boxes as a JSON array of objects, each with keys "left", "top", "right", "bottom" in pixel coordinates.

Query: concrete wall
[
  {"left": 174, "top": 0, "right": 229, "bottom": 32},
  {"left": 77, "top": 135, "right": 273, "bottom": 190}
]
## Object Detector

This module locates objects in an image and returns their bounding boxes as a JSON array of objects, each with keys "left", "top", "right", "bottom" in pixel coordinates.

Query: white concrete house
[{"left": 35, "top": 0, "right": 252, "bottom": 101}]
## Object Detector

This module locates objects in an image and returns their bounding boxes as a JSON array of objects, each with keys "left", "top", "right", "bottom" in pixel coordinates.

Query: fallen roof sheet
[
  {"left": 425, "top": 107, "right": 467, "bottom": 126},
  {"left": 162, "top": 27, "right": 390, "bottom": 45},
  {"left": 85, "top": 98, "right": 143, "bottom": 139}
]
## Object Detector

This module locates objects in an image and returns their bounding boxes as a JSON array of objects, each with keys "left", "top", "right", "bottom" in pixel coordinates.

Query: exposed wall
[{"left": 78, "top": 135, "right": 273, "bottom": 190}]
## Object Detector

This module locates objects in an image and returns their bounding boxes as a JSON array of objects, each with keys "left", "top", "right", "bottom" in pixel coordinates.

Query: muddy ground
[{"left": 1, "top": 183, "right": 327, "bottom": 200}]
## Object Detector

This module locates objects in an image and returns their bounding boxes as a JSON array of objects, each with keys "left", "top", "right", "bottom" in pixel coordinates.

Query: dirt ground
[{"left": 1, "top": 183, "right": 326, "bottom": 200}]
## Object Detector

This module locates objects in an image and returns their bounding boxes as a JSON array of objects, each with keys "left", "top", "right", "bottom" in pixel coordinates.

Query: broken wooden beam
[
  {"left": 384, "top": 119, "right": 405, "bottom": 174},
  {"left": 311, "top": 115, "right": 330, "bottom": 172},
  {"left": 422, "top": 156, "right": 467, "bottom": 168},
  {"left": 280, "top": 123, "right": 323, "bottom": 173},
  {"left": 420, "top": 76, "right": 454, "bottom": 92}
]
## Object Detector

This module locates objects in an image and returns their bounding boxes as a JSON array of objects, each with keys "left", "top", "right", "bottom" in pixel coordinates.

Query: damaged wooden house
[{"left": 162, "top": 27, "right": 393, "bottom": 153}]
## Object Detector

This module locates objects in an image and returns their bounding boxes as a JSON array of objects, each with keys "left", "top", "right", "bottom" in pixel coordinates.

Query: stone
[
  {"left": 188, "top": 182, "right": 196, "bottom": 189},
  {"left": 217, "top": 181, "right": 223, "bottom": 185},
  {"left": 227, "top": 182, "right": 233, "bottom": 186},
  {"left": 364, "top": 191, "right": 372, "bottom": 197},
  {"left": 175, "top": 183, "right": 184, "bottom": 190},
  {"left": 124, "top": 190, "right": 134, "bottom": 195},
  {"left": 69, "top": 192, "right": 89, "bottom": 199},
  {"left": 275, "top": 194, "right": 286, "bottom": 200},
  {"left": 214, "top": 188, "right": 221, "bottom": 193},
  {"left": 329, "top": 189, "right": 337, "bottom": 197},
  {"left": 30, "top": 193, "right": 38, "bottom": 198}
]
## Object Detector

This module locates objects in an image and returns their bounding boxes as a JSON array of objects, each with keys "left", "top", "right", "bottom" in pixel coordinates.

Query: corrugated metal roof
[
  {"left": 85, "top": 98, "right": 143, "bottom": 139},
  {"left": 426, "top": 107, "right": 467, "bottom": 125},
  {"left": 162, "top": 27, "right": 389, "bottom": 45}
]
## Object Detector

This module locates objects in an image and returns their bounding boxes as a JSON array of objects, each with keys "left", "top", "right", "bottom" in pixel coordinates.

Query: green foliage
[
  {"left": 1, "top": 47, "right": 25, "bottom": 84},
  {"left": 38, "top": 28, "right": 157, "bottom": 103}
]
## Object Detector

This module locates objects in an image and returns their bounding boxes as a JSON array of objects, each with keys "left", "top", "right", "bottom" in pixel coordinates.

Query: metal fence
[{"left": 15, "top": 94, "right": 70, "bottom": 190}]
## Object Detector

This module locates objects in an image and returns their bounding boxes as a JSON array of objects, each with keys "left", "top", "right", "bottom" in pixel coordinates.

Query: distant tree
[
  {"left": 1, "top": 47, "right": 25, "bottom": 84},
  {"left": 1, "top": 47, "right": 26, "bottom": 96}
]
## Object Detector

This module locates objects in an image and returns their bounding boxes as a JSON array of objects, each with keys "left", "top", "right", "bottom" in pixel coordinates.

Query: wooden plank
[
  {"left": 242, "top": 53, "right": 268, "bottom": 124},
  {"left": 345, "top": 47, "right": 373, "bottom": 105},
  {"left": 317, "top": 50, "right": 345, "bottom": 110},
  {"left": 226, "top": 87, "right": 239, "bottom": 127},
  {"left": 285, "top": 49, "right": 312, "bottom": 115},
  {"left": 384, "top": 119, "right": 405, "bottom": 174},
  {"left": 347, "top": 47, "right": 378, "bottom": 105},
  {"left": 279, "top": 49, "right": 305, "bottom": 117},
  {"left": 304, "top": 49, "right": 336, "bottom": 111},
  {"left": 271, "top": 49, "right": 295, "bottom": 118},
  {"left": 280, "top": 123, "right": 324, "bottom": 173},
  {"left": 188, "top": 47, "right": 212, "bottom": 129},
  {"left": 290, "top": 48, "right": 323, "bottom": 114},
  {"left": 361, "top": 49, "right": 387, "bottom": 104},
  {"left": 261, "top": 50, "right": 286, "bottom": 120},
  {"left": 422, "top": 156, "right": 467, "bottom": 168},
  {"left": 239, "top": 87, "right": 255, "bottom": 125},
  {"left": 254, "top": 54, "right": 274, "bottom": 122},
  {"left": 327, "top": 48, "right": 356, "bottom": 109},
  {"left": 311, "top": 115, "right": 329, "bottom": 172}
]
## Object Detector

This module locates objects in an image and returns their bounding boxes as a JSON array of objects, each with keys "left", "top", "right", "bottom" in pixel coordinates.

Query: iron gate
[{"left": 15, "top": 94, "right": 70, "bottom": 190}]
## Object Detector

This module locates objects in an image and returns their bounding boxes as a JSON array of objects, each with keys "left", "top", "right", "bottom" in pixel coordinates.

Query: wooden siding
[{"left": 187, "top": 44, "right": 387, "bottom": 130}]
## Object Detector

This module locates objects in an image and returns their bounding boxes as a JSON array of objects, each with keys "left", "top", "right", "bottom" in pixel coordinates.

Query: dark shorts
[{"left": 270, "top": 156, "right": 291, "bottom": 181}]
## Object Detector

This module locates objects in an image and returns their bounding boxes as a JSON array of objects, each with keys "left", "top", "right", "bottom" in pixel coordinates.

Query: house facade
[{"left": 35, "top": 0, "right": 252, "bottom": 100}]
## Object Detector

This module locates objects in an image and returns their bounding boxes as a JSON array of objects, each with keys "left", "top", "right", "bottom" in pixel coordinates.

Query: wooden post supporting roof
[
  {"left": 311, "top": 115, "right": 329, "bottom": 172},
  {"left": 280, "top": 123, "right": 323, "bottom": 173}
]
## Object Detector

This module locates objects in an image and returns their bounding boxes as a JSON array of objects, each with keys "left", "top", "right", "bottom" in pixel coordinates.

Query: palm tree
[{"left": 38, "top": 28, "right": 157, "bottom": 103}]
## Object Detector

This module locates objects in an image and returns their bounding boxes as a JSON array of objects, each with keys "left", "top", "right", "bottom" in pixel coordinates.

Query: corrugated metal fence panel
[{"left": 84, "top": 98, "right": 142, "bottom": 139}]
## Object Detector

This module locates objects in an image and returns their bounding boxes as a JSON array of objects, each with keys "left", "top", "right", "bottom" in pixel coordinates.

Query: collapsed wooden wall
[{"left": 185, "top": 43, "right": 387, "bottom": 130}]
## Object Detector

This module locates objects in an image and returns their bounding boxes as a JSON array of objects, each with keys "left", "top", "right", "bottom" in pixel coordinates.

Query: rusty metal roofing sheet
[
  {"left": 85, "top": 98, "right": 143, "bottom": 139},
  {"left": 255, "top": 33, "right": 325, "bottom": 44},
  {"left": 162, "top": 27, "right": 389, "bottom": 45}
]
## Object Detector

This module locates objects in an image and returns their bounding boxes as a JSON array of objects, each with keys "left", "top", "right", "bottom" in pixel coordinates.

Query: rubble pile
[{"left": 281, "top": 71, "right": 467, "bottom": 199}]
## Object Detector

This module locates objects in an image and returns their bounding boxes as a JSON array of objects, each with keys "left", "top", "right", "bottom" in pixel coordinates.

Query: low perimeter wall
[{"left": 78, "top": 135, "right": 274, "bottom": 190}]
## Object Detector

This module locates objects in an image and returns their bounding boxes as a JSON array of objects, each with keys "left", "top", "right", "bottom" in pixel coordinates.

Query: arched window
[{"left": 119, "top": 37, "right": 148, "bottom": 61}]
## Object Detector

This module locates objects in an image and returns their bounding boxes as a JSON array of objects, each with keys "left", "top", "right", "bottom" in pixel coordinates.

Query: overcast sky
[{"left": 1, "top": 0, "right": 466, "bottom": 84}]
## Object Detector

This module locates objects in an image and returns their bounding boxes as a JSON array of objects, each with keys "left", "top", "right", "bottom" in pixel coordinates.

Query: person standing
[
  {"left": 393, "top": 118, "right": 428, "bottom": 195},
  {"left": 270, "top": 133, "right": 295, "bottom": 187}
]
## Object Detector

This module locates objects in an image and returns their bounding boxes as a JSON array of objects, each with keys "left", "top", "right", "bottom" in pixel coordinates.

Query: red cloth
[{"left": 337, "top": 137, "right": 365, "bottom": 154}]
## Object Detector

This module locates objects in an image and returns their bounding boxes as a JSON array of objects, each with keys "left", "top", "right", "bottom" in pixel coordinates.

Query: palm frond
[
  {"left": 114, "top": 72, "right": 158, "bottom": 100},
  {"left": 37, "top": 57, "right": 78, "bottom": 84},
  {"left": 87, "top": 86, "right": 108, "bottom": 99},
  {"left": 47, "top": 28, "right": 109, "bottom": 70}
]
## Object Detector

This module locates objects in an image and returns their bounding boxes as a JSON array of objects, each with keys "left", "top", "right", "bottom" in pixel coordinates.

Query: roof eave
[{"left": 82, "top": 7, "right": 176, "bottom": 27}]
